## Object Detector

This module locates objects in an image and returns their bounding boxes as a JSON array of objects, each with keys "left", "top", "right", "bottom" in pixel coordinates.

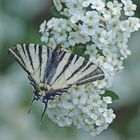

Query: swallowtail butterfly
[{"left": 8, "top": 44, "right": 104, "bottom": 119}]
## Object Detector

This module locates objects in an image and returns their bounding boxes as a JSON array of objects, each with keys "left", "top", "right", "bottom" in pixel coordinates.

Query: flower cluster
[
  {"left": 39, "top": 0, "right": 140, "bottom": 136},
  {"left": 47, "top": 84, "right": 115, "bottom": 136}
]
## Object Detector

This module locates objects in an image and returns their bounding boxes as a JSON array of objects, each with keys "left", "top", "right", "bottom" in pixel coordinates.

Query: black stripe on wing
[
  {"left": 25, "top": 44, "right": 35, "bottom": 70},
  {"left": 66, "top": 59, "right": 87, "bottom": 81},
  {"left": 44, "top": 46, "right": 67, "bottom": 84},
  {"left": 21, "top": 44, "right": 27, "bottom": 57},
  {"left": 75, "top": 68, "right": 105, "bottom": 85},
  {"left": 74, "top": 55, "right": 79, "bottom": 64},
  {"left": 51, "top": 53, "right": 75, "bottom": 85},
  {"left": 34, "top": 44, "right": 37, "bottom": 53},
  {"left": 8, "top": 46, "right": 28, "bottom": 73},
  {"left": 81, "top": 62, "right": 93, "bottom": 72},
  {"left": 47, "top": 47, "right": 105, "bottom": 88},
  {"left": 76, "top": 74, "right": 104, "bottom": 85},
  {"left": 38, "top": 45, "right": 43, "bottom": 78}
]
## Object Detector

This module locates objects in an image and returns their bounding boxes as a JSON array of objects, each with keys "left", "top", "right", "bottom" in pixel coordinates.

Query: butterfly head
[{"left": 31, "top": 83, "right": 51, "bottom": 101}]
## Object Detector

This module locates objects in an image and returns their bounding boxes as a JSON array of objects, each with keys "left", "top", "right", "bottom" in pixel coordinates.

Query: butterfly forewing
[
  {"left": 8, "top": 44, "right": 51, "bottom": 84},
  {"left": 8, "top": 44, "right": 104, "bottom": 90}
]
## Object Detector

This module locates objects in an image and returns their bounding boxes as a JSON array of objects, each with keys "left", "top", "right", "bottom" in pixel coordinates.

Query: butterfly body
[
  {"left": 33, "top": 82, "right": 66, "bottom": 101},
  {"left": 8, "top": 43, "right": 105, "bottom": 118}
]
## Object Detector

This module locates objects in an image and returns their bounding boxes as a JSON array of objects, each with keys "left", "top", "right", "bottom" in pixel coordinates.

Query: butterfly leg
[
  {"left": 40, "top": 92, "right": 58, "bottom": 121},
  {"left": 28, "top": 94, "right": 41, "bottom": 114},
  {"left": 40, "top": 89, "right": 67, "bottom": 120},
  {"left": 28, "top": 98, "right": 35, "bottom": 114},
  {"left": 40, "top": 97, "right": 48, "bottom": 121}
]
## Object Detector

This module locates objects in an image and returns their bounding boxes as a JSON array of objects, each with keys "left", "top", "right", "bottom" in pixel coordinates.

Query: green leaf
[
  {"left": 103, "top": 90, "right": 120, "bottom": 101},
  {"left": 50, "top": 6, "right": 67, "bottom": 19},
  {"left": 69, "top": 45, "right": 90, "bottom": 60},
  {"left": 72, "top": 47, "right": 85, "bottom": 56},
  {"left": 82, "top": 54, "right": 90, "bottom": 60}
]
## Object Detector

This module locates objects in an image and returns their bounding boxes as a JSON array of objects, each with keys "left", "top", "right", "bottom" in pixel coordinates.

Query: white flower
[
  {"left": 40, "top": 31, "right": 49, "bottom": 43},
  {"left": 97, "top": 100, "right": 108, "bottom": 113},
  {"left": 58, "top": 116, "right": 72, "bottom": 127},
  {"left": 80, "top": 102, "right": 92, "bottom": 113},
  {"left": 102, "top": 48, "right": 114, "bottom": 58},
  {"left": 79, "top": 24, "right": 96, "bottom": 36},
  {"left": 103, "top": 96, "right": 112, "bottom": 104},
  {"left": 61, "top": 93, "right": 75, "bottom": 109},
  {"left": 120, "top": 48, "right": 131, "bottom": 59},
  {"left": 60, "top": 8, "right": 69, "bottom": 17},
  {"left": 79, "top": 0, "right": 91, "bottom": 7},
  {"left": 128, "top": 17, "right": 140, "bottom": 31},
  {"left": 47, "top": 18, "right": 55, "bottom": 29},
  {"left": 102, "top": 9, "right": 111, "bottom": 21},
  {"left": 53, "top": 18, "right": 67, "bottom": 32},
  {"left": 48, "top": 38, "right": 57, "bottom": 48},
  {"left": 70, "top": 14, "right": 81, "bottom": 23},
  {"left": 66, "top": 0, "right": 83, "bottom": 15},
  {"left": 88, "top": 109, "right": 98, "bottom": 120},
  {"left": 96, "top": 123, "right": 109, "bottom": 135},
  {"left": 107, "top": 1, "right": 122, "bottom": 15},
  {"left": 68, "top": 108, "right": 79, "bottom": 117},
  {"left": 77, "top": 32, "right": 90, "bottom": 44},
  {"left": 53, "top": 0, "right": 62, "bottom": 11},
  {"left": 39, "top": 20, "right": 46, "bottom": 33},
  {"left": 83, "top": 11, "right": 99, "bottom": 26},
  {"left": 65, "top": 20, "right": 72, "bottom": 32},
  {"left": 119, "top": 20, "right": 130, "bottom": 31},
  {"left": 54, "top": 31, "right": 67, "bottom": 43},
  {"left": 71, "top": 87, "right": 87, "bottom": 105},
  {"left": 39, "top": 0, "right": 140, "bottom": 136},
  {"left": 112, "top": 59, "right": 124, "bottom": 71},
  {"left": 121, "top": 0, "right": 136, "bottom": 16},
  {"left": 103, "top": 109, "right": 116, "bottom": 124},
  {"left": 99, "top": 30, "right": 113, "bottom": 45},
  {"left": 68, "top": 31, "right": 79, "bottom": 46},
  {"left": 91, "top": 0, "right": 105, "bottom": 12},
  {"left": 85, "top": 44, "right": 97, "bottom": 56},
  {"left": 61, "top": 41, "right": 71, "bottom": 48},
  {"left": 89, "top": 94, "right": 101, "bottom": 107},
  {"left": 95, "top": 114, "right": 105, "bottom": 126}
]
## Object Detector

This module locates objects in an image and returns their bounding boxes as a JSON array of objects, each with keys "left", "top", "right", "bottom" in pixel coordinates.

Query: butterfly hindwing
[
  {"left": 8, "top": 44, "right": 104, "bottom": 90},
  {"left": 50, "top": 51, "right": 104, "bottom": 89}
]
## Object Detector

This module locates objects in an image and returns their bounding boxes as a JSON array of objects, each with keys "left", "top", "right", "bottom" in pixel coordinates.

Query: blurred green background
[{"left": 0, "top": 0, "right": 140, "bottom": 140}]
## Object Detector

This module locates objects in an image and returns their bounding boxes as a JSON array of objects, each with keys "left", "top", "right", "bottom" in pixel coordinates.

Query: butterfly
[{"left": 8, "top": 43, "right": 104, "bottom": 119}]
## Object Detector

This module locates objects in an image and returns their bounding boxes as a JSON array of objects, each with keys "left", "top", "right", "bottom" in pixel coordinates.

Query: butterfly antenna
[
  {"left": 40, "top": 104, "right": 47, "bottom": 122},
  {"left": 28, "top": 98, "right": 35, "bottom": 114}
]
